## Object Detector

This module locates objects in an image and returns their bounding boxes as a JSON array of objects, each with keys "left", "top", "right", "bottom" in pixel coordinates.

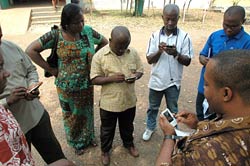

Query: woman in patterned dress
[{"left": 26, "top": 3, "right": 108, "bottom": 155}]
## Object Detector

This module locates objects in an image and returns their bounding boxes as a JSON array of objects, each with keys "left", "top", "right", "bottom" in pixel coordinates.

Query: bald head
[
  {"left": 109, "top": 26, "right": 131, "bottom": 56},
  {"left": 111, "top": 26, "right": 131, "bottom": 42},
  {"left": 163, "top": 4, "right": 179, "bottom": 16},
  {"left": 225, "top": 6, "right": 245, "bottom": 21}
]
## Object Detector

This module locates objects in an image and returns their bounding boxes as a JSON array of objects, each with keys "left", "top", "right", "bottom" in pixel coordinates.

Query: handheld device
[
  {"left": 166, "top": 45, "right": 175, "bottom": 49},
  {"left": 161, "top": 108, "right": 177, "bottom": 127},
  {"left": 27, "top": 82, "right": 43, "bottom": 93},
  {"left": 125, "top": 76, "right": 137, "bottom": 81}
]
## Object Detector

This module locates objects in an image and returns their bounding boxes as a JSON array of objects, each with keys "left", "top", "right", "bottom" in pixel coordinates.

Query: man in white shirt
[{"left": 142, "top": 4, "right": 194, "bottom": 141}]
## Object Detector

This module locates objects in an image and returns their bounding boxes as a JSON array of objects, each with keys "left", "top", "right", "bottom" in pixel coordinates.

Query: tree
[
  {"left": 182, "top": 0, "right": 193, "bottom": 22},
  {"left": 232, "top": 0, "right": 241, "bottom": 5}
]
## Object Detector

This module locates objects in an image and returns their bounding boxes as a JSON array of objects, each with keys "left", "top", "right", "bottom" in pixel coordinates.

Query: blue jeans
[{"left": 146, "top": 86, "right": 180, "bottom": 130}]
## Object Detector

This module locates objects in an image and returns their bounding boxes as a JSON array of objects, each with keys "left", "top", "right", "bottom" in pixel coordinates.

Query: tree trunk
[
  {"left": 147, "top": 0, "right": 151, "bottom": 15},
  {"left": 121, "top": 0, "right": 123, "bottom": 12},
  {"left": 126, "top": 0, "right": 129, "bottom": 13},
  {"left": 130, "top": 0, "right": 133, "bottom": 13}
]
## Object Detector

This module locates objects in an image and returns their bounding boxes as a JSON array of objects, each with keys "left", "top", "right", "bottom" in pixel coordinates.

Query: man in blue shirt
[{"left": 196, "top": 5, "right": 250, "bottom": 121}]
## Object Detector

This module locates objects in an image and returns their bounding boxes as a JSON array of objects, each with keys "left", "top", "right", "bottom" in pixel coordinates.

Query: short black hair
[
  {"left": 163, "top": 4, "right": 180, "bottom": 16},
  {"left": 211, "top": 49, "right": 250, "bottom": 105},
  {"left": 225, "top": 5, "right": 245, "bottom": 20},
  {"left": 61, "top": 3, "right": 83, "bottom": 30}
]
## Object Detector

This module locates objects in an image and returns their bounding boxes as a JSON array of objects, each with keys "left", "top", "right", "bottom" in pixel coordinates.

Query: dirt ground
[{"left": 4, "top": 10, "right": 250, "bottom": 166}]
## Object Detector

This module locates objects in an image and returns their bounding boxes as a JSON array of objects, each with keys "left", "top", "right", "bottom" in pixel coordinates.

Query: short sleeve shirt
[
  {"left": 198, "top": 27, "right": 250, "bottom": 93},
  {"left": 90, "top": 45, "right": 144, "bottom": 112},
  {"left": 146, "top": 27, "right": 194, "bottom": 91}
]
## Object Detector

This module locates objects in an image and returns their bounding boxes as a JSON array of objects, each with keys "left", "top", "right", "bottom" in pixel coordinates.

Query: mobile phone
[
  {"left": 126, "top": 76, "right": 137, "bottom": 81},
  {"left": 27, "top": 82, "right": 43, "bottom": 93},
  {"left": 161, "top": 108, "right": 177, "bottom": 127},
  {"left": 166, "top": 45, "right": 175, "bottom": 48}
]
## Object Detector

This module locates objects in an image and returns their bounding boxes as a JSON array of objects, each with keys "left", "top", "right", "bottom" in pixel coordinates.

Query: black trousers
[
  {"left": 100, "top": 107, "right": 136, "bottom": 153},
  {"left": 25, "top": 110, "right": 65, "bottom": 164}
]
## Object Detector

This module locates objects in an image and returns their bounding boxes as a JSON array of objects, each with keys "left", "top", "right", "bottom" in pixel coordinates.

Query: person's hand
[
  {"left": 6, "top": 87, "right": 27, "bottom": 106},
  {"left": 175, "top": 111, "right": 198, "bottom": 129},
  {"left": 199, "top": 55, "right": 209, "bottom": 66},
  {"left": 110, "top": 73, "right": 125, "bottom": 83},
  {"left": 25, "top": 88, "right": 40, "bottom": 101},
  {"left": 159, "top": 114, "right": 176, "bottom": 135},
  {"left": 158, "top": 42, "right": 167, "bottom": 54},
  {"left": 164, "top": 45, "right": 178, "bottom": 57}
]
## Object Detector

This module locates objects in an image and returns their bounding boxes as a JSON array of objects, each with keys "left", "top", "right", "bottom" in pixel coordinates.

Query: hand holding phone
[
  {"left": 125, "top": 76, "right": 137, "bottom": 82},
  {"left": 161, "top": 108, "right": 177, "bottom": 127},
  {"left": 27, "top": 82, "right": 43, "bottom": 93}
]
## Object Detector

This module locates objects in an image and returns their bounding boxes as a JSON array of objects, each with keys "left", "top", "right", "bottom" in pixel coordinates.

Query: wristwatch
[{"left": 164, "top": 135, "right": 182, "bottom": 140}]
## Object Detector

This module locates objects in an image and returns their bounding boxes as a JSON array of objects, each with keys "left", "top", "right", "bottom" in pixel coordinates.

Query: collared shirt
[
  {"left": 198, "top": 27, "right": 250, "bottom": 93},
  {"left": 0, "top": 105, "right": 35, "bottom": 165},
  {"left": 90, "top": 45, "right": 144, "bottom": 112},
  {"left": 0, "top": 40, "right": 44, "bottom": 134},
  {"left": 172, "top": 115, "right": 250, "bottom": 165},
  {"left": 146, "top": 27, "right": 194, "bottom": 91}
]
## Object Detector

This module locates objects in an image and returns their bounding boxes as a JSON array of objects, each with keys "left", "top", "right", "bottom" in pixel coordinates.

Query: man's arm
[
  {"left": 175, "top": 53, "right": 191, "bottom": 66},
  {"left": 91, "top": 73, "right": 125, "bottom": 85},
  {"left": 156, "top": 115, "right": 176, "bottom": 166},
  {"left": 147, "top": 50, "right": 163, "bottom": 64},
  {"left": 156, "top": 139, "right": 175, "bottom": 166}
]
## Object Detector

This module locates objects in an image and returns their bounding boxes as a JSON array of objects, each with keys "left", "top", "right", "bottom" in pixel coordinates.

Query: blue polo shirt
[{"left": 198, "top": 27, "right": 250, "bottom": 94}]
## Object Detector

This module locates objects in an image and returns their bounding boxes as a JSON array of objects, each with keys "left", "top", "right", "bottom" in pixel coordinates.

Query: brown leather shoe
[
  {"left": 101, "top": 152, "right": 110, "bottom": 166},
  {"left": 127, "top": 146, "right": 139, "bottom": 157}
]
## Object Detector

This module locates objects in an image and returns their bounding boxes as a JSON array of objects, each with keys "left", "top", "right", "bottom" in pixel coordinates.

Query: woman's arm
[
  {"left": 25, "top": 40, "right": 58, "bottom": 77},
  {"left": 95, "top": 36, "right": 108, "bottom": 52}
]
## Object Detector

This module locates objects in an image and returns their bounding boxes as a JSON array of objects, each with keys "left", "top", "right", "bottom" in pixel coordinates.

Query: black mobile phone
[{"left": 166, "top": 45, "right": 175, "bottom": 49}]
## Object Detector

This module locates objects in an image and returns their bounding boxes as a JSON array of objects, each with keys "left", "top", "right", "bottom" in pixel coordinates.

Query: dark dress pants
[
  {"left": 25, "top": 110, "right": 65, "bottom": 164},
  {"left": 100, "top": 107, "right": 136, "bottom": 153}
]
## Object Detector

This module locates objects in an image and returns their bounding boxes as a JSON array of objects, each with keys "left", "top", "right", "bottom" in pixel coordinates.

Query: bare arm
[
  {"left": 147, "top": 42, "right": 166, "bottom": 64},
  {"left": 156, "top": 115, "right": 176, "bottom": 166},
  {"left": 156, "top": 139, "right": 175, "bottom": 166},
  {"left": 91, "top": 73, "right": 125, "bottom": 85},
  {"left": 176, "top": 53, "right": 191, "bottom": 66},
  {"left": 25, "top": 40, "right": 58, "bottom": 76},
  {"left": 146, "top": 50, "right": 163, "bottom": 64},
  {"left": 95, "top": 37, "right": 108, "bottom": 52}
]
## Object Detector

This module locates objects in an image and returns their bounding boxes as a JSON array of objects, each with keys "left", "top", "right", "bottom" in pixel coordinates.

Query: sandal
[{"left": 75, "top": 148, "right": 85, "bottom": 156}]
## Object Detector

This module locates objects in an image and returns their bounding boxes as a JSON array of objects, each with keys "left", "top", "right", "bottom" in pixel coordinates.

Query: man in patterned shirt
[{"left": 156, "top": 49, "right": 250, "bottom": 166}]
